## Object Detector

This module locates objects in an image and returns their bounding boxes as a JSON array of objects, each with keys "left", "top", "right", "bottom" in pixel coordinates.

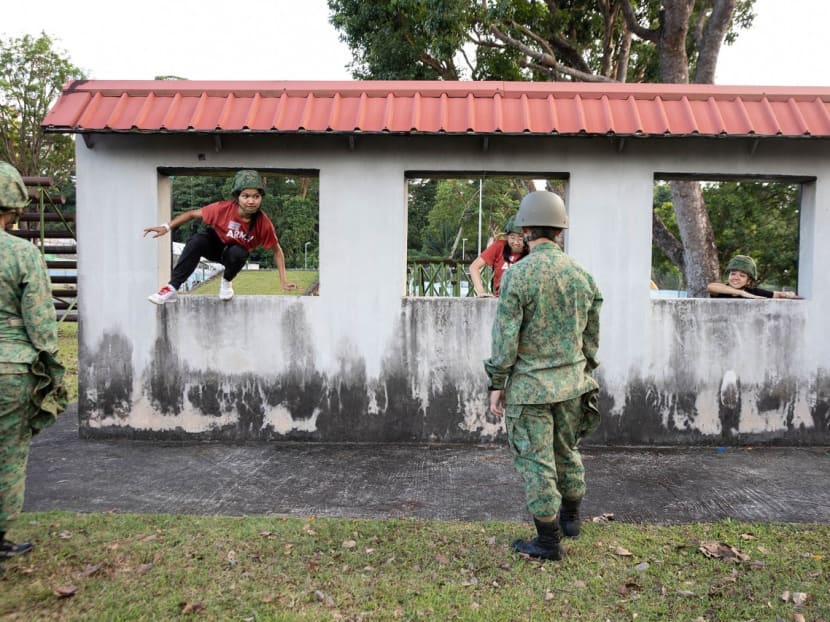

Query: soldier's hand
[{"left": 489, "top": 389, "right": 505, "bottom": 418}]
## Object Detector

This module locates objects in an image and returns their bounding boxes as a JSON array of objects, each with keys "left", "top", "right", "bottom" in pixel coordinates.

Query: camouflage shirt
[
  {"left": 484, "top": 241, "right": 602, "bottom": 404},
  {"left": 0, "top": 230, "right": 59, "bottom": 366}
]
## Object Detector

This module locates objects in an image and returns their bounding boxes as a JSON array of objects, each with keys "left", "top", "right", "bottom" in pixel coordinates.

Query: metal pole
[
  {"left": 462, "top": 238, "right": 467, "bottom": 259},
  {"left": 477, "top": 177, "right": 483, "bottom": 255},
  {"left": 304, "top": 241, "right": 311, "bottom": 270}
]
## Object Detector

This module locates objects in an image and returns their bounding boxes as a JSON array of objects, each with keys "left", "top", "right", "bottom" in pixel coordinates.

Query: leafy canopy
[{"left": 0, "top": 32, "right": 85, "bottom": 187}]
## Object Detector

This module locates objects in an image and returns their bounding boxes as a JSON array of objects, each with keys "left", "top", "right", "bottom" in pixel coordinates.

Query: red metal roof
[{"left": 42, "top": 80, "right": 830, "bottom": 138}]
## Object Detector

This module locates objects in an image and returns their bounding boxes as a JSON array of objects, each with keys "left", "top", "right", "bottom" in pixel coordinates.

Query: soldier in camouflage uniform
[
  {"left": 0, "top": 162, "right": 67, "bottom": 574},
  {"left": 484, "top": 191, "right": 602, "bottom": 561}
]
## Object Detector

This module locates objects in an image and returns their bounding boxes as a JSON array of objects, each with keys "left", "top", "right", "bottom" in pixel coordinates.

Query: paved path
[{"left": 25, "top": 405, "right": 830, "bottom": 523}]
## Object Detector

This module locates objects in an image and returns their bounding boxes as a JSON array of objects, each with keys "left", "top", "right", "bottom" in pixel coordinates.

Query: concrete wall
[{"left": 75, "top": 133, "right": 830, "bottom": 444}]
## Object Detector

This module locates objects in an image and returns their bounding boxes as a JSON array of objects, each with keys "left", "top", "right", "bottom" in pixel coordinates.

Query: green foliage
[
  {"left": 704, "top": 181, "right": 799, "bottom": 288},
  {"left": 0, "top": 32, "right": 85, "bottom": 189},
  {"left": 407, "top": 178, "right": 437, "bottom": 252},
  {"left": 329, "top": 1, "right": 755, "bottom": 82},
  {"left": 328, "top": 0, "right": 472, "bottom": 79}
]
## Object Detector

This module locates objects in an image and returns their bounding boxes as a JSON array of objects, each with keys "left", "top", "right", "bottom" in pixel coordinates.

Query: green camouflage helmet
[
  {"left": 231, "top": 169, "right": 265, "bottom": 197},
  {"left": 503, "top": 216, "right": 522, "bottom": 234},
  {"left": 0, "top": 161, "right": 30, "bottom": 213},
  {"left": 725, "top": 255, "right": 757, "bottom": 280},
  {"left": 514, "top": 191, "right": 568, "bottom": 229}
]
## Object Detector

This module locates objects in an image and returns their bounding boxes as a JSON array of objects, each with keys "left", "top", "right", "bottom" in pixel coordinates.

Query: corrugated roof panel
[
  {"left": 162, "top": 95, "right": 200, "bottom": 131},
  {"left": 766, "top": 99, "right": 804, "bottom": 135},
  {"left": 41, "top": 80, "right": 830, "bottom": 138},
  {"left": 384, "top": 95, "right": 412, "bottom": 132},
  {"left": 658, "top": 97, "right": 697, "bottom": 134},
  {"left": 800, "top": 97, "right": 830, "bottom": 135},
  {"left": 550, "top": 96, "right": 586, "bottom": 134},
  {"left": 611, "top": 95, "right": 642, "bottom": 134}
]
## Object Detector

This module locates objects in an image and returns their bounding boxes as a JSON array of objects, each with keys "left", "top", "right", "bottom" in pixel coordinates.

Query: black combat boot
[
  {"left": 0, "top": 532, "right": 33, "bottom": 558},
  {"left": 559, "top": 498, "right": 582, "bottom": 538},
  {"left": 512, "top": 518, "right": 563, "bottom": 560}
]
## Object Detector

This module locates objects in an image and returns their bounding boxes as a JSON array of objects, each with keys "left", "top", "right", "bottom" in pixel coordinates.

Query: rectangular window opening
[
  {"left": 162, "top": 169, "right": 319, "bottom": 297},
  {"left": 406, "top": 173, "right": 567, "bottom": 298},
  {"left": 651, "top": 177, "right": 803, "bottom": 300}
]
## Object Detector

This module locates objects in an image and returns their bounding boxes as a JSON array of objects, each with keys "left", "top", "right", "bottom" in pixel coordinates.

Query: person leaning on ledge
[{"left": 707, "top": 255, "right": 801, "bottom": 300}]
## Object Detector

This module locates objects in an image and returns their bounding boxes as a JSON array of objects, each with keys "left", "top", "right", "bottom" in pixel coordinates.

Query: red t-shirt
[
  {"left": 479, "top": 239, "right": 525, "bottom": 295},
  {"left": 201, "top": 200, "right": 278, "bottom": 252}
]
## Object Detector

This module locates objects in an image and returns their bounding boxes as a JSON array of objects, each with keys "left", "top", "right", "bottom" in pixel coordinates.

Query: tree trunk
[
  {"left": 656, "top": 0, "right": 726, "bottom": 296},
  {"left": 670, "top": 180, "right": 720, "bottom": 296},
  {"left": 652, "top": 211, "right": 686, "bottom": 273}
]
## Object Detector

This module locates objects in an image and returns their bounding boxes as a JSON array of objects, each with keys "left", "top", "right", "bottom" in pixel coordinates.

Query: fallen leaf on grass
[
  {"left": 573, "top": 580, "right": 587, "bottom": 589},
  {"left": 740, "top": 532, "right": 756, "bottom": 540},
  {"left": 136, "top": 563, "right": 154, "bottom": 574},
  {"left": 180, "top": 601, "right": 205, "bottom": 614},
  {"left": 314, "top": 590, "right": 335, "bottom": 607},
  {"left": 471, "top": 601, "right": 481, "bottom": 610},
  {"left": 54, "top": 585, "right": 78, "bottom": 598},
  {"left": 486, "top": 536, "right": 497, "bottom": 546},
  {"left": 592, "top": 513, "right": 615, "bottom": 522},
  {"left": 698, "top": 541, "right": 749, "bottom": 563},
  {"left": 434, "top": 554, "right": 450, "bottom": 565},
  {"left": 634, "top": 562, "right": 649, "bottom": 571},
  {"left": 612, "top": 546, "right": 633, "bottom": 557},
  {"left": 58, "top": 531, "right": 72, "bottom": 539},
  {"left": 342, "top": 540, "right": 356, "bottom": 549},
  {"left": 226, "top": 550, "right": 238, "bottom": 566},
  {"left": 461, "top": 577, "right": 479, "bottom": 587},
  {"left": 73, "top": 563, "right": 102, "bottom": 579},
  {"left": 781, "top": 591, "right": 809, "bottom": 605},
  {"left": 618, "top": 582, "right": 640, "bottom": 596},
  {"left": 792, "top": 614, "right": 806, "bottom": 622},
  {"left": 261, "top": 595, "right": 275, "bottom": 603}
]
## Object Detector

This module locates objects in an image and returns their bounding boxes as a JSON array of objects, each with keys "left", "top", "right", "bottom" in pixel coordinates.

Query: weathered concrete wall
[{"left": 75, "top": 133, "right": 830, "bottom": 444}]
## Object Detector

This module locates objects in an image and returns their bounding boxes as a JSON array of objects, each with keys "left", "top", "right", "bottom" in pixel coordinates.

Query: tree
[
  {"left": 329, "top": 0, "right": 756, "bottom": 295},
  {"left": 0, "top": 32, "right": 85, "bottom": 188}
]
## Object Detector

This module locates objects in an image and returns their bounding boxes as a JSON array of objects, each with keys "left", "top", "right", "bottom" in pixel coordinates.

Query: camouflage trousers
[
  {"left": 505, "top": 392, "right": 599, "bottom": 519},
  {"left": 0, "top": 373, "right": 36, "bottom": 532}
]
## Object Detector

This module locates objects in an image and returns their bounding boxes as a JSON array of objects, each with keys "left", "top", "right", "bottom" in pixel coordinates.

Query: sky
[{"left": 1, "top": 0, "right": 829, "bottom": 86}]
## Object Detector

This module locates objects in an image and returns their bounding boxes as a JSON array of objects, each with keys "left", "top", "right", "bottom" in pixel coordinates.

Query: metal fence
[{"left": 407, "top": 259, "right": 493, "bottom": 297}]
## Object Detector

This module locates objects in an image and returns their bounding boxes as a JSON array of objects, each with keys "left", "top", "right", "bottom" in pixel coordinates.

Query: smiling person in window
[
  {"left": 470, "top": 217, "right": 529, "bottom": 297},
  {"left": 707, "top": 255, "right": 800, "bottom": 299},
  {"left": 144, "top": 170, "right": 296, "bottom": 304}
]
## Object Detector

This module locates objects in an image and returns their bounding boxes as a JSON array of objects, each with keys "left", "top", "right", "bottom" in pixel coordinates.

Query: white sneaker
[
  {"left": 219, "top": 278, "right": 234, "bottom": 301},
  {"left": 148, "top": 284, "right": 179, "bottom": 305}
]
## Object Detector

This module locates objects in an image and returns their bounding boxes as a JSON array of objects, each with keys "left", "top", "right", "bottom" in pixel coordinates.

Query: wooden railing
[
  {"left": 11, "top": 178, "right": 77, "bottom": 322},
  {"left": 407, "top": 259, "right": 492, "bottom": 297}
]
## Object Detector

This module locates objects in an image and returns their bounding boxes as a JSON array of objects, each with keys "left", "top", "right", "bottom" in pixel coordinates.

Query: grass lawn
[
  {"left": 187, "top": 269, "right": 319, "bottom": 297},
  {"left": 57, "top": 320, "right": 78, "bottom": 404},
  {"left": 1, "top": 513, "right": 827, "bottom": 620}
]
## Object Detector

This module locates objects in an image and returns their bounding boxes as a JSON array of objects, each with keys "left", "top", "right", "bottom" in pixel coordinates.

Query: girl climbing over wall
[{"left": 143, "top": 169, "right": 296, "bottom": 303}]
